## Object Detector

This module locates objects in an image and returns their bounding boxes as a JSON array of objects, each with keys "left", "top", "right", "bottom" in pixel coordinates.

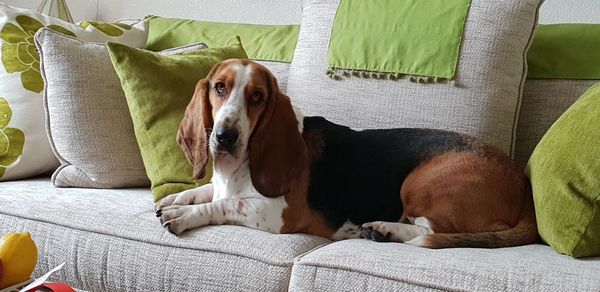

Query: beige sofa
[
  {"left": 1, "top": 74, "right": 600, "bottom": 292},
  {"left": 2, "top": 1, "right": 600, "bottom": 291}
]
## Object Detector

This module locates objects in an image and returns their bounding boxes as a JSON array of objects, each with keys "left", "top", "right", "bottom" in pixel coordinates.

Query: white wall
[
  {"left": 539, "top": 0, "right": 600, "bottom": 24},
  {"left": 2, "top": 0, "right": 599, "bottom": 24},
  {"left": 97, "top": 0, "right": 302, "bottom": 25},
  {"left": 2, "top": 0, "right": 97, "bottom": 22}
]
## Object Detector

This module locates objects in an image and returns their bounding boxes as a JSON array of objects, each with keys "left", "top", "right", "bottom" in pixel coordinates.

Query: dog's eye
[
  {"left": 252, "top": 92, "right": 263, "bottom": 104},
  {"left": 215, "top": 82, "right": 226, "bottom": 96}
]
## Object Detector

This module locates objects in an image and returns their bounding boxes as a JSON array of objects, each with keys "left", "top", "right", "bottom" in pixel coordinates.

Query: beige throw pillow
[{"left": 36, "top": 28, "right": 206, "bottom": 188}]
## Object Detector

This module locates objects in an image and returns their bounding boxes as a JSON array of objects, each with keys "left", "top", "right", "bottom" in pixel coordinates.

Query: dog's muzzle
[{"left": 215, "top": 127, "right": 239, "bottom": 153}]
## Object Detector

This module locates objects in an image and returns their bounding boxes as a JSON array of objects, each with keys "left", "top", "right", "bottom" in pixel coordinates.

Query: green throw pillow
[
  {"left": 527, "top": 24, "right": 600, "bottom": 79},
  {"left": 145, "top": 16, "right": 298, "bottom": 62},
  {"left": 107, "top": 38, "right": 248, "bottom": 201},
  {"left": 527, "top": 82, "right": 600, "bottom": 258}
]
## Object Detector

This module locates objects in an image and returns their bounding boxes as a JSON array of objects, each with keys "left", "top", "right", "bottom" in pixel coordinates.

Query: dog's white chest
[
  {"left": 212, "top": 160, "right": 257, "bottom": 201},
  {"left": 210, "top": 160, "right": 288, "bottom": 232}
]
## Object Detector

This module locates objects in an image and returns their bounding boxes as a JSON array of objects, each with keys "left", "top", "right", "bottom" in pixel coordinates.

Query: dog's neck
[
  {"left": 210, "top": 150, "right": 252, "bottom": 201},
  {"left": 212, "top": 151, "right": 247, "bottom": 176}
]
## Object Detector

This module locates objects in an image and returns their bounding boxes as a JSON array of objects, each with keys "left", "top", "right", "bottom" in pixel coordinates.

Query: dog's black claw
[
  {"left": 383, "top": 232, "right": 392, "bottom": 242},
  {"left": 155, "top": 210, "right": 162, "bottom": 217},
  {"left": 360, "top": 229, "right": 371, "bottom": 240},
  {"left": 361, "top": 229, "right": 390, "bottom": 242},
  {"left": 370, "top": 230, "right": 386, "bottom": 242},
  {"left": 360, "top": 230, "right": 371, "bottom": 239},
  {"left": 165, "top": 223, "right": 178, "bottom": 235}
]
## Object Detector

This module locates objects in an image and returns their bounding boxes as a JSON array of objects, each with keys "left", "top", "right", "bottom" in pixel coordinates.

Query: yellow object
[{"left": 0, "top": 232, "right": 38, "bottom": 289}]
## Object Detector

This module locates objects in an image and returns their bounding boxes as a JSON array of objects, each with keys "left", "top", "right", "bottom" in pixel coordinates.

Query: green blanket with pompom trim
[{"left": 327, "top": 0, "right": 472, "bottom": 82}]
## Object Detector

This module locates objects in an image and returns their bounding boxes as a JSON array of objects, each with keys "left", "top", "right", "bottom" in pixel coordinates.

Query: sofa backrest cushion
[
  {"left": 515, "top": 79, "right": 598, "bottom": 166},
  {"left": 515, "top": 23, "right": 600, "bottom": 165},
  {"left": 287, "top": 0, "right": 544, "bottom": 155}
]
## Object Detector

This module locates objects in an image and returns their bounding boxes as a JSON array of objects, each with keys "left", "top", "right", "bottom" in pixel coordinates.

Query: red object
[{"left": 27, "top": 283, "right": 75, "bottom": 292}]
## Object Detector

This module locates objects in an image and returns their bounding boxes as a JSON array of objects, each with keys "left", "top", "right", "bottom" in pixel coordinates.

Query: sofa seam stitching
[
  {"left": 511, "top": 0, "right": 545, "bottom": 158},
  {"left": 293, "top": 242, "right": 333, "bottom": 262},
  {"left": 293, "top": 261, "right": 468, "bottom": 292},
  {"left": 35, "top": 29, "right": 70, "bottom": 186}
]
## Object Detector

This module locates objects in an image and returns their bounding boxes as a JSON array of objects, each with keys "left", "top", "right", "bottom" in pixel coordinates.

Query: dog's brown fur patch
[
  {"left": 280, "top": 130, "right": 335, "bottom": 238},
  {"left": 401, "top": 147, "right": 538, "bottom": 248}
]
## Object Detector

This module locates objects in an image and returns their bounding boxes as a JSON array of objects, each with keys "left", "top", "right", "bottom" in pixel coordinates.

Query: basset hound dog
[{"left": 155, "top": 59, "right": 539, "bottom": 248}]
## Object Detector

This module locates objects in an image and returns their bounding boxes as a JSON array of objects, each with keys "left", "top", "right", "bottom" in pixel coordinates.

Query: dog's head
[{"left": 178, "top": 59, "right": 308, "bottom": 197}]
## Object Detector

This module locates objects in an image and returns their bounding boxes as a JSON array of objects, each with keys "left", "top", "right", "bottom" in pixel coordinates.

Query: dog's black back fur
[{"left": 303, "top": 116, "right": 479, "bottom": 229}]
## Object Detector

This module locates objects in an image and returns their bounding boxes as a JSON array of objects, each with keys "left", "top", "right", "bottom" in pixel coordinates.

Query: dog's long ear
[
  {"left": 177, "top": 78, "right": 213, "bottom": 180},
  {"left": 249, "top": 75, "right": 308, "bottom": 197}
]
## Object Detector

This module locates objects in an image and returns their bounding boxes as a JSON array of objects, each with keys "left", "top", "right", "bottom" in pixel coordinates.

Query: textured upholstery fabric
[
  {"left": 290, "top": 239, "right": 600, "bottom": 292},
  {"left": 515, "top": 79, "right": 597, "bottom": 166},
  {"left": 2, "top": 179, "right": 599, "bottom": 290},
  {"left": 0, "top": 178, "right": 329, "bottom": 291},
  {"left": 37, "top": 29, "right": 207, "bottom": 188},
  {"left": 256, "top": 61, "right": 290, "bottom": 93},
  {"left": 287, "top": 0, "right": 543, "bottom": 155}
]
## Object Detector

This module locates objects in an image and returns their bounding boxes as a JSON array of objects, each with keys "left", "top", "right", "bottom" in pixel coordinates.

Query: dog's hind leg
[{"left": 361, "top": 218, "right": 433, "bottom": 243}]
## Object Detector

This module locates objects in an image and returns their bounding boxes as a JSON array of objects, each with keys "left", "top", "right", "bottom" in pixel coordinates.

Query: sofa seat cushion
[
  {"left": 0, "top": 178, "right": 329, "bottom": 291},
  {"left": 290, "top": 239, "right": 600, "bottom": 291}
]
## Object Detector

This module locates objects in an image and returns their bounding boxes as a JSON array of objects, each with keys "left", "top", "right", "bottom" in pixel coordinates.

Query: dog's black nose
[{"left": 215, "top": 127, "right": 239, "bottom": 148}]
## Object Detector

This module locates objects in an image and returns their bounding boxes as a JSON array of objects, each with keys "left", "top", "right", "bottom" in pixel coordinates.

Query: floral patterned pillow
[{"left": 0, "top": 3, "right": 148, "bottom": 181}]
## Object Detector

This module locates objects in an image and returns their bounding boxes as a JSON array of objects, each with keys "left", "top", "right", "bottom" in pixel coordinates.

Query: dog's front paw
[
  {"left": 155, "top": 193, "right": 180, "bottom": 212},
  {"left": 156, "top": 205, "right": 207, "bottom": 235},
  {"left": 360, "top": 222, "right": 392, "bottom": 242},
  {"left": 155, "top": 188, "right": 212, "bottom": 212}
]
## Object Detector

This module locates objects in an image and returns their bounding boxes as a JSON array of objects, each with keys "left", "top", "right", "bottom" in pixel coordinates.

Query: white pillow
[{"left": 0, "top": 3, "right": 148, "bottom": 181}]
